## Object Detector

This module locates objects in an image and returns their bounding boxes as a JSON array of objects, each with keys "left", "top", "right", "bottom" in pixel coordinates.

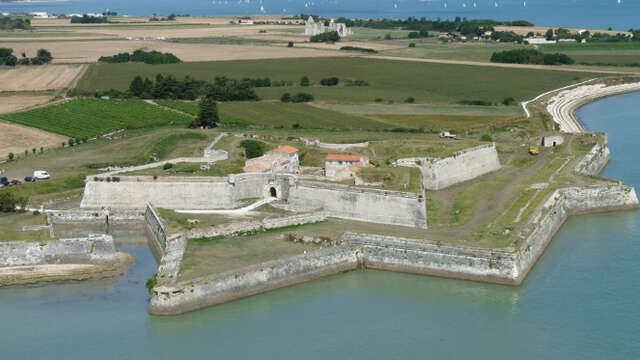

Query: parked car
[
  {"left": 10, "top": 179, "right": 22, "bottom": 185},
  {"left": 0, "top": 176, "right": 7, "bottom": 183},
  {"left": 24, "top": 176, "right": 36, "bottom": 182},
  {"left": 33, "top": 170, "right": 50, "bottom": 180}
]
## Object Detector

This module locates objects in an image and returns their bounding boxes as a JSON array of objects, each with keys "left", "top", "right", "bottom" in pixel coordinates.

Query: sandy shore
[
  {"left": 0, "top": 252, "right": 135, "bottom": 287},
  {"left": 546, "top": 81, "right": 640, "bottom": 133}
]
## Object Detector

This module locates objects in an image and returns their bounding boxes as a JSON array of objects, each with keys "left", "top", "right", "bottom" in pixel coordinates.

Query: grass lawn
[
  {"left": 368, "top": 114, "right": 518, "bottom": 132},
  {"left": 380, "top": 41, "right": 522, "bottom": 62},
  {"left": 2, "top": 98, "right": 193, "bottom": 138},
  {"left": 0, "top": 212, "right": 51, "bottom": 242},
  {"left": 75, "top": 57, "right": 599, "bottom": 104}
]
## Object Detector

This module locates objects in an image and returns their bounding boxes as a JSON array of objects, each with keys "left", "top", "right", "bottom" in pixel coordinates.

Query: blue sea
[{"left": 1, "top": 0, "right": 638, "bottom": 30}]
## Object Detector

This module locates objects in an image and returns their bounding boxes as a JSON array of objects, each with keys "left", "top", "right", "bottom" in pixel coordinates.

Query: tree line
[
  {"left": 490, "top": 49, "right": 574, "bottom": 65},
  {"left": 70, "top": 15, "right": 108, "bottom": 24},
  {"left": 0, "top": 48, "right": 52, "bottom": 66},
  {"left": 0, "top": 16, "right": 31, "bottom": 30},
  {"left": 99, "top": 50, "right": 181, "bottom": 64}
]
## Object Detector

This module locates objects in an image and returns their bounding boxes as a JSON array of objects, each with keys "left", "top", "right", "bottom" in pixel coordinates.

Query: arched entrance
[{"left": 269, "top": 187, "right": 277, "bottom": 198}]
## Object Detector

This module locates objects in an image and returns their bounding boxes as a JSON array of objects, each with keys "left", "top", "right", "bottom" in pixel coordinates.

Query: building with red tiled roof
[
  {"left": 243, "top": 145, "right": 299, "bottom": 174},
  {"left": 324, "top": 154, "right": 372, "bottom": 179}
]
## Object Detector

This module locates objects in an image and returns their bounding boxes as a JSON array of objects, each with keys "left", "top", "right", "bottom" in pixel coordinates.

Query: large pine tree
[{"left": 195, "top": 97, "right": 219, "bottom": 128}]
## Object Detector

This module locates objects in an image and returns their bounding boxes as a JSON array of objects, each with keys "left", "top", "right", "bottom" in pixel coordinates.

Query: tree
[
  {"left": 68, "top": 138, "right": 74, "bottom": 147},
  {"left": 36, "top": 48, "right": 52, "bottom": 64},
  {"left": 195, "top": 97, "right": 219, "bottom": 128},
  {"left": 239, "top": 140, "right": 266, "bottom": 158},
  {"left": 300, "top": 76, "right": 310, "bottom": 87},
  {"left": 288, "top": 41, "right": 294, "bottom": 47},
  {"left": 280, "top": 92, "right": 292, "bottom": 103},
  {"left": 8, "top": 152, "right": 14, "bottom": 161},
  {"left": 545, "top": 28, "right": 554, "bottom": 41},
  {"left": 32, "top": 148, "right": 36, "bottom": 154},
  {"left": 129, "top": 76, "right": 145, "bottom": 97}
]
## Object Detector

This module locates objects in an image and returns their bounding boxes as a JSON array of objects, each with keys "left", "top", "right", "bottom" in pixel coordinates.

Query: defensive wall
[
  {"left": 574, "top": 142, "right": 611, "bottom": 177},
  {"left": 396, "top": 143, "right": 501, "bottom": 190},
  {"left": 149, "top": 183, "right": 638, "bottom": 314},
  {"left": 286, "top": 180, "right": 427, "bottom": 228},
  {"left": 82, "top": 173, "right": 428, "bottom": 229}
]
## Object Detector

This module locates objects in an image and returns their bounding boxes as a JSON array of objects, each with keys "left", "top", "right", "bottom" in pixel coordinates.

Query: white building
[
  {"left": 525, "top": 37, "right": 557, "bottom": 44},
  {"left": 305, "top": 16, "right": 351, "bottom": 37},
  {"left": 29, "top": 12, "right": 52, "bottom": 19}
]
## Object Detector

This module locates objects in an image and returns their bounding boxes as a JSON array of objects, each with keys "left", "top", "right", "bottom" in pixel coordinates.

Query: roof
[
  {"left": 273, "top": 145, "right": 298, "bottom": 154},
  {"left": 325, "top": 154, "right": 364, "bottom": 162}
]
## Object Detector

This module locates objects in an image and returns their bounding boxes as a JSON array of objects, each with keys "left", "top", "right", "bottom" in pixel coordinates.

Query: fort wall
[{"left": 397, "top": 143, "right": 501, "bottom": 190}]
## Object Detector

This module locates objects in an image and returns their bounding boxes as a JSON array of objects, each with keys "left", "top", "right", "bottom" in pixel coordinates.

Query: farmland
[
  {"left": 156, "top": 100, "right": 390, "bottom": 130},
  {"left": 2, "top": 98, "right": 193, "bottom": 138},
  {"left": 75, "top": 57, "right": 600, "bottom": 104}
]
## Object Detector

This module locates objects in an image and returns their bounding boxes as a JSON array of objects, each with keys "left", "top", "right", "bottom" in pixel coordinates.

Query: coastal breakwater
[
  {"left": 0, "top": 234, "right": 133, "bottom": 286},
  {"left": 148, "top": 184, "right": 638, "bottom": 315},
  {"left": 547, "top": 81, "right": 640, "bottom": 133},
  {"left": 396, "top": 143, "right": 501, "bottom": 190}
]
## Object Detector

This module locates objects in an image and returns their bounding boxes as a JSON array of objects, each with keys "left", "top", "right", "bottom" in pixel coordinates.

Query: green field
[
  {"left": 75, "top": 57, "right": 599, "bottom": 104},
  {"left": 157, "top": 100, "right": 390, "bottom": 130},
  {"left": 2, "top": 99, "right": 193, "bottom": 138},
  {"left": 380, "top": 41, "right": 522, "bottom": 62},
  {"left": 540, "top": 42, "right": 640, "bottom": 52}
]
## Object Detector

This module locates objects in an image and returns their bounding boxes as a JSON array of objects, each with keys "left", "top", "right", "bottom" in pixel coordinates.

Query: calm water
[
  {"left": 1, "top": 92, "right": 640, "bottom": 358},
  {"left": 1, "top": 0, "right": 639, "bottom": 30}
]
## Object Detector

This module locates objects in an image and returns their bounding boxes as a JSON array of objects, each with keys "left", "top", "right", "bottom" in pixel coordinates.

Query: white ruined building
[{"left": 305, "top": 16, "right": 352, "bottom": 37}]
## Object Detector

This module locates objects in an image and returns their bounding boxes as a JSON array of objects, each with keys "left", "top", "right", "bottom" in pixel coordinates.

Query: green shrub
[
  {"left": 404, "top": 97, "right": 415, "bottom": 103},
  {"left": 291, "top": 93, "right": 314, "bottom": 103},
  {"left": 163, "top": 163, "right": 174, "bottom": 170},
  {"left": 481, "top": 134, "right": 493, "bottom": 142},
  {"left": 287, "top": 41, "right": 294, "bottom": 47},
  {"left": 300, "top": 76, "right": 310, "bottom": 87},
  {"left": 239, "top": 139, "right": 267, "bottom": 158},
  {"left": 502, "top": 97, "right": 517, "bottom": 106},
  {"left": 310, "top": 31, "right": 340, "bottom": 43},
  {"left": 280, "top": 92, "right": 292, "bottom": 103},
  {"left": 409, "top": 42, "right": 416, "bottom": 47}
]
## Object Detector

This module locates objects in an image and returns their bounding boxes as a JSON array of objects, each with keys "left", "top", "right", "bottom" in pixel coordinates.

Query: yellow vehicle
[{"left": 529, "top": 146, "right": 540, "bottom": 156}]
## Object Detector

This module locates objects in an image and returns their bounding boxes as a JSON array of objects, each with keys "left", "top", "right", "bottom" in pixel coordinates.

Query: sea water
[
  {"left": 1, "top": 0, "right": 639, "bottom": 30},
  {"left": 1, "top": 93, "right": 639, "bottom": 358}
]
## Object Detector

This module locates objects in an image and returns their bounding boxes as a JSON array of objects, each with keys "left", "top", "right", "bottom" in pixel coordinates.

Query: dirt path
[
  {"left": 145, "top": 99, "right": 195, "bottom": 118},
  {"left": 367, "top": 55, "right": 638, "bottom": 75}
]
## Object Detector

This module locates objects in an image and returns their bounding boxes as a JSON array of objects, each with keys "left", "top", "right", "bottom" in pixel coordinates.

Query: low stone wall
[
  {"left": 184, "top": 212, "right": 327, "bottom": 239},
  {"left": 48, "top": 209, "right": 142, "bottom": 223},
  {"left": 0, "top": 234, "right": 118, "bottom": 267},
  {"left": 286, "top": 180, "right": 427, "bottom": 228},
  {"left": 397, "top": 143, "right": 501, "bottom": 190},
  {"left": 574, "top": 143, "right": 611, "bottom": 176},
  {"left": 149, "top": 246, "right": 359, "bottom": 315},
  {"left": 300, "top": 138, "right": 369, "bottom": 150}
]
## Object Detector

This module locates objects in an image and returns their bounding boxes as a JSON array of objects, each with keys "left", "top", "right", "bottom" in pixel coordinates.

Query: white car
[{"left": 33, "top": 170, "right": 50, "bottom": 180}]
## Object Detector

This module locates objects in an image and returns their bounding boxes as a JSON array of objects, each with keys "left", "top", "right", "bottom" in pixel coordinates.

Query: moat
[{"left": 0, "top": 92, "right": 638, "bottom": 358}]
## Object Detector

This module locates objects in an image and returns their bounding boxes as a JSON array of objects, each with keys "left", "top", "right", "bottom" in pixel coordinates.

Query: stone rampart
[
  {"left": 343, "top": 233, "right": 517, "bottom": 283},
  {"left": 149, "top": 246, "right": 359, "bottom": 315},
  {"left": 0, "top": 234, "right": 118, "bottom": 267},
  {"left": 574, "top": 143, "right": 611, "bottom": 176},
  {"left": 48, "top": 209, "right": 142, "bottom": 223},
  {"left": 286, "top": 180, "right": 427, "bottom": 228},
  {"left": 397, "top": 143, "right": 501, "bottom": 190},
  {"left": 81, "top": 177, "right": 235, "bottom": 209},
  {"left": 145, "top": 203, "right": 167, "bottom": 259},
  {"left": 513, "top": 185, "right": 638, "bottom": 283}
]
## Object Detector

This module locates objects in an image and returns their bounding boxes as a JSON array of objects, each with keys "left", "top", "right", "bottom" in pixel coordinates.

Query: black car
[{"left": 24, "top": 176, "right": 36, "bottom": 182}]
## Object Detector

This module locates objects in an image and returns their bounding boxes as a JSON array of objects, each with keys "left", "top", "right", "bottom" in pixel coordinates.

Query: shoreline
[{"left": 546, "top": 81, "right": 640, "bottom": 133}]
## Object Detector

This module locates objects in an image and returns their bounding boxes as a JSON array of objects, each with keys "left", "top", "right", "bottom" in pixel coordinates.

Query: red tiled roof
[
  {"left": 325, "top": 154, "right": 364, "bottom": 162},
  {"left": 274, "top": 145, "right": 298, "bottom": 154}
]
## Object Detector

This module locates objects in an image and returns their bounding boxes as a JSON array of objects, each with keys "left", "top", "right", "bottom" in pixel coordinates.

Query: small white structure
[
  {"left": 29, "top": 12, "right": 52, "bottom": 19},
  {"left": 324, "top": 154, "right": 372, "bottom": 180},
  {"left": 243, "top": 145, "right": 299, "bottom": 173},
  {"left": 558, "top": 38, "right": 577, "bottom": 43},
  {"left": 439, "top": 131, "right": 457, "bottom": 139},
  {"left": 541, "top": 135, "right": 564, "bottom": 147},
  {"left": 525, "top": 37, "right": 557, "bottom": 44}
]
